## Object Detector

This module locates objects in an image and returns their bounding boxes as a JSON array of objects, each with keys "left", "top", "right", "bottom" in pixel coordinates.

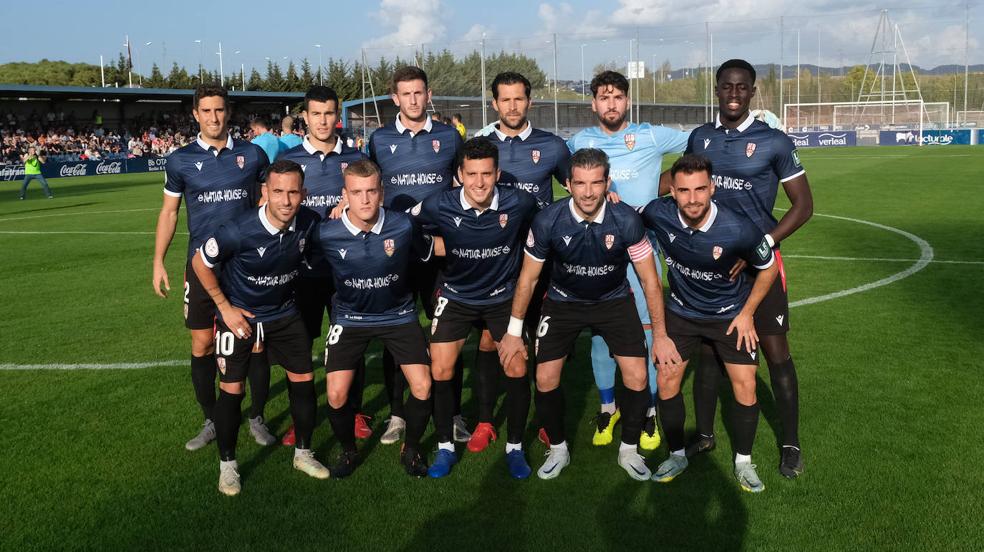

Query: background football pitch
[{"left": 1, "top": 146, "right": 982, "bottom": 551}]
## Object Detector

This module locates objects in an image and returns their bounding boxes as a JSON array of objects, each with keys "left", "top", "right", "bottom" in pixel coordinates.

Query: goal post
[{"left": 783, "top": 100, "right": 949, "bottom": 133}]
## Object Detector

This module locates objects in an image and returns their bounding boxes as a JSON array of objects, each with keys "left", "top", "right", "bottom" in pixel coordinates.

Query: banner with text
[
  {"left": 878, "top": 129, "right": 973, "bottom": 146},
  {"left": 0, "top": 157, "right": 167, "bottom": 182},
  {"left": 786, "top": 131, "right": 857, "bottom": 148}
]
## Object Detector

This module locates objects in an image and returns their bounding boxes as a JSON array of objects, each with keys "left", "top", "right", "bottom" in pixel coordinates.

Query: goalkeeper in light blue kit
[{"left": 567, "top": 71, "right": 689, "bottom": 450}]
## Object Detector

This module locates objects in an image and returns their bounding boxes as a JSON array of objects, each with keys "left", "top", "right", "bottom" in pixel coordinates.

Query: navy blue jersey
[
  {"left": 525, "top": 198, "right": 653, "bottom": 303},
  {"left": 640, "top": 198, "right": 775, "bottom": 320},
  {"left": 200, "top": 205, "right": 320, "bottom": 324},
  {"left": 164, "top": 135, "right": 268, "bottom": 259},
  {"left": 368, "top": 115, "right": 463, "bottom": 210},
  {"left": 686, "top": 115, "right": 805, "bottom": 235},
  {"left": 280, "top": 136, "right": 367, "bottom": 218},
  {"left": 485, "top": 124, "right": 570, "bottom": 209},
  {"left": 412, "top": 186, "right": 538, "bottom": 305},
  {"left": 311, "top": 209, "right": 429, "bottom": 327},
  {"left": 280, "top": 136, "right": 368, "bottom": 279}
]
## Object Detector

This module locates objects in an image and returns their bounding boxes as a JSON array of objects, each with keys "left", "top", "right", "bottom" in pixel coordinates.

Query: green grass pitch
[{"left": 1, "top": 146, "right": 982, "bottom": 551}]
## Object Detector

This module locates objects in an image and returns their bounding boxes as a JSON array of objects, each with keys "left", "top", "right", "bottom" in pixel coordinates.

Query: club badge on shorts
[
  {"left": 432, "top": 139, "right": 441, "bottom": 153},
  {"left": 384, "top": 239, "right": 395, "bottom": 256},
  {"left": 745, "top": 142, "right": 756, "bottom": 158},
  {"left": 531, "top": 149, "right": 541, "bottom": 164},
  {"left": 712, "top": 245, "right": 723, "bottom": 260},
  {"left": 236, "top": 155, "right": 245, "bottom": 169},
  {"left": 499, "top": 214, "right": 508, "bottom": 228},
  {"left": 216, "top": 357, "right": 227, "bottom": 374},
  {"left": 605, "top": 234, "right": 615, "bottom": 249},
  {"left": 431, "top": 319, "right": 438, "bottom": 335},
  {"left": 624, "top": 133, "right": 636, "bottom": 151}
]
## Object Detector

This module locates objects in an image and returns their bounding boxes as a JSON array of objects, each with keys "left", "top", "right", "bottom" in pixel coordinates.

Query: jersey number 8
[{"left": 434, "top": 297, "right": 449, "bottom": 318}]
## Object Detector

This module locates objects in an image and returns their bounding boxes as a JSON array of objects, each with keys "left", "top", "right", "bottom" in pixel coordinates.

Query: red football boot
[
  {"left": 467, "top": 422, "right": 497, "bottom": 453},
  {"left": 538, "top": 427, "right": 550, "bottom": 446},
  {"left": 281, "top": 424, "right": 296, "bottom": 447},
  {"left": 354, "top": 413, "right": 373, "bottom": 439}
]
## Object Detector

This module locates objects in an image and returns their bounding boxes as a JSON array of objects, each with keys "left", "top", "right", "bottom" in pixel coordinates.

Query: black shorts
[
  {"left": 665, "top": 309, "right": 759, "bottom": 366},
  {"left": 215, "top": 313, "right": 313, "bottom": 382},
  {"left": 184, "top": 256, "right": 216, "bottom": 330},
  {"left": 753, "top": 250, "right": 790, "bottom": 335},
  {"left": 296, "top": 275, "right": 334, "bottom": 341},
  {"left": 526, "top": 260, "right": 552, "bottom": 335},
  {"left": 413, "top": 258, "right": 441, "bottom": 318},
  {"left": 325, "top": 322, "right": 430, "bottom": 373},
  {"left": 535, "top": 296, "right": 647, "bottom": 363},
  {"left": 430, "top": 296, "right": 511, "bottom": 343}
]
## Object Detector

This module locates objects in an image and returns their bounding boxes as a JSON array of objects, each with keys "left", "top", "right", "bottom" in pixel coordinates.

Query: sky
[{"left": 1, "top": 0, "right": 980, "bottom": 81}]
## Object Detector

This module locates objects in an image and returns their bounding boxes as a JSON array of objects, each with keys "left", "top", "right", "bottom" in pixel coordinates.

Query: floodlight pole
[
  {"left": 779, "top": 17, "right": 784, "bottom": 121},
  {"left": 217, "top": 42, "right": 224, "bottom": 86},
  {"left": 553, "top": 33, "right": 559, "bottom": 135},
  {"left": 964, "top": 1, "right": 970, "bottom": 115},
  {"left": 481, "top": 34, "right": 488, "bottom": 127},
  {"left": 100, "top": 55, "right": 106, "bottom": 87}
]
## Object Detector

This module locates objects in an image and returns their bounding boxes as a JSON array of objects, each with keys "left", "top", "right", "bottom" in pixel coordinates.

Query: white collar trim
[
  {"left": 715, "top": 113, "right": 755, "bottom": 133},
  {"left": 302, "top": 135, "right": 342, "bottom": 158},
  {"left": 259, "top": 205, "right": 296, "bottom": 235},
  {"left": 459, "top": 187, "right": 500, "bottom": 213},
  {"left": 677, "top": 201, "right": 718, "bottom": 232},
  {"left": 493, "top": 121, "right": 533, "bottom": 141},
  {"left": 196, "top": 133, "right": 234, "bottom": 154},
  {"left": 568, "top": 197, "right": 607, "bottom": 224},
  {"left": 341, "top": 207, "right": 386, "bottom": 236},
  {"left": 395, "top": 113, "right": 433, "bottom": 135}
]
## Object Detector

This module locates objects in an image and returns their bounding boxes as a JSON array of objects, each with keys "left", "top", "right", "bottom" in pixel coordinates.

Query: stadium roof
[{"left": 0, "top": 83, "right": 303, "bottom": 102}]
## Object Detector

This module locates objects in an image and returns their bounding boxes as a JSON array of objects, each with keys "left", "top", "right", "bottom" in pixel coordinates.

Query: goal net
[{"left": 783, "top": 100, "right": 950, "bottom": 132}]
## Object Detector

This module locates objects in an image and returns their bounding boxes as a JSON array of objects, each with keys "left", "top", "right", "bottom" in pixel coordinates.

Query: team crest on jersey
[
  {"left": 236, "top": 155, "right": 245, "bottom": 169},
  {"left": 256, "top": 246, "right": 266, "bottom": 258},
  {"left": 703, "top": 138, "right": 711, "bottom": 150},
  {"left": 712, "top": 245, "right": 723, "bottom": 260},
  {"left": 531, "top": 149, "right": 541, "bottom": 164},
  {"left": 390, "top": 144, "right": 398, "bottom": 154},
  {"left": 604, "top": 234, "right": 615, "bottom": 249},
  {"left": 745, "top": 143, "right": 756, "bottom": 158},
  {"left": 340, "top": 162, "right": 348, "bottom": 171},
  {"left": 526, "top": 230, "right": 535, "bottom": 248},
  {"left": 499, "top": 214, "right": 508, "bottom": 228},
  {"left": 384, "top": 239, "right": 395, "bottom": 257},
  {"left": 432, "top": 139, "right": 441, "bottom": 153},
  {"left": 624, "top": 134, "right": 636, "bottom": 150},
  {"left": 216, "top": 357, "right": 226, "bottom": 374},
  {"left": 204, "top": 238, "right": 219, "bottom": 258},
  {"left": 338, "top": 248, "right": 347, "bottom": 260},
  {"left": 194, "top": 161, "right": 203, "bottom": 171}
]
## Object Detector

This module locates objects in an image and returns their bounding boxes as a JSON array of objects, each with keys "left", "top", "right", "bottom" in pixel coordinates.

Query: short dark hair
[
  {"left": 716, "top": 59, "right": 756, "bottom": 85},
  {"left": 491, "top": 72, "right": 531, "bottom": 100},
  {"left": 193, "top": 84, "right": 229, "bottom": 109},
  {"left": 669, "top": 154, "right": 713, "bottom": 179},
  {"left": 250, "top": 116, "right": 270, "bottom": 130},
  {"left": 458, "top": 138, "right": 499, "bottom": 169},
  {"left": 590, "top": 71, "right": 629, "bottom": 97},
  {"left": 570, "top": 148, "right": 610, "bottom": 179},
  {"left": 452, "top": 113, "right": 463, "bottom": 121},
  {"left": 343, "top": 158, "right": 380, "bottom": 180},
  {"left": 303, "top": 85, "right": 340, "bottom": 112},
  {"left": 264, "top": 159, "right": 304, "bottom": 185},
  {"left": 391, "top": 66, "right": 428, "bottom": 92}
]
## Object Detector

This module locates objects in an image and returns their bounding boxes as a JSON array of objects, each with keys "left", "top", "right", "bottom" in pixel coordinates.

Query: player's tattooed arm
[
  {"left": 152, "top": 194, "right": 181, "bottom": 297},
  {"left": 771, "top": 174, "right": 814, "bottom": 244},
  {"left": 498, "top": 254, "right": 544, "bottom": 367}
]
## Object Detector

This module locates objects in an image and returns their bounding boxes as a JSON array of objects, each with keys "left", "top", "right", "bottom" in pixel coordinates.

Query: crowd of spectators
[{"left": 0, "top": 108, "right": 304, "bottom": 166}]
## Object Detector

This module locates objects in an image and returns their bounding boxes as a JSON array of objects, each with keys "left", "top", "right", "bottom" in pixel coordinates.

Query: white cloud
[
  {"left": 461, "top": 24, "right": 491, "bottom": 43},
  {"left": 364, "top": 0, "right": 446, "bottom": 52}
]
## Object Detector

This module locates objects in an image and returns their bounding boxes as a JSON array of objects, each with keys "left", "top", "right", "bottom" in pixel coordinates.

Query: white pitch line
[
  {"left": 789, "top": 212, "right": 934, "bottom": 308},
  {"left": 0, "top": 352, "right": 381, "bottom": 371},
  {"left": 0, "top": 207, "right": 159, "bottom": 223},
  {"left": 0, "top": 231, "right": 162, "bottom": 235},
  {"left": 783, "top": 254, "right": 983, "bottom": 266}
]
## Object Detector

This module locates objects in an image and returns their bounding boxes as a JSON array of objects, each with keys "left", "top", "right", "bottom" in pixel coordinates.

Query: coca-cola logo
[
  {"left": 95, "top": 161, "right": 123, "bottom": 174},
  {"left": 60, "top": 164, "right": 88, "bottom": 177}
]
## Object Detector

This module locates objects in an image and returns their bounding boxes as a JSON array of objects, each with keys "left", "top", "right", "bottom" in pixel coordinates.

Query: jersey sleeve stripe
[
  {"left": 198, "top": 247, "right": 216, "bottom": 268},
  {"left": 163, "top": 188, "right": 182, "bottom": 197},
  {"left": 627, "top": 238, "right": 653, "bottom": 262},
  {"left": 524, "top": 249, "right": 546, "bottom": 263},
  {"left": 753, "top": 256, "right": 775, "bottom": 270},
  {"left": 780, "top": 169, "right": 806, "bottom": 183}
]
